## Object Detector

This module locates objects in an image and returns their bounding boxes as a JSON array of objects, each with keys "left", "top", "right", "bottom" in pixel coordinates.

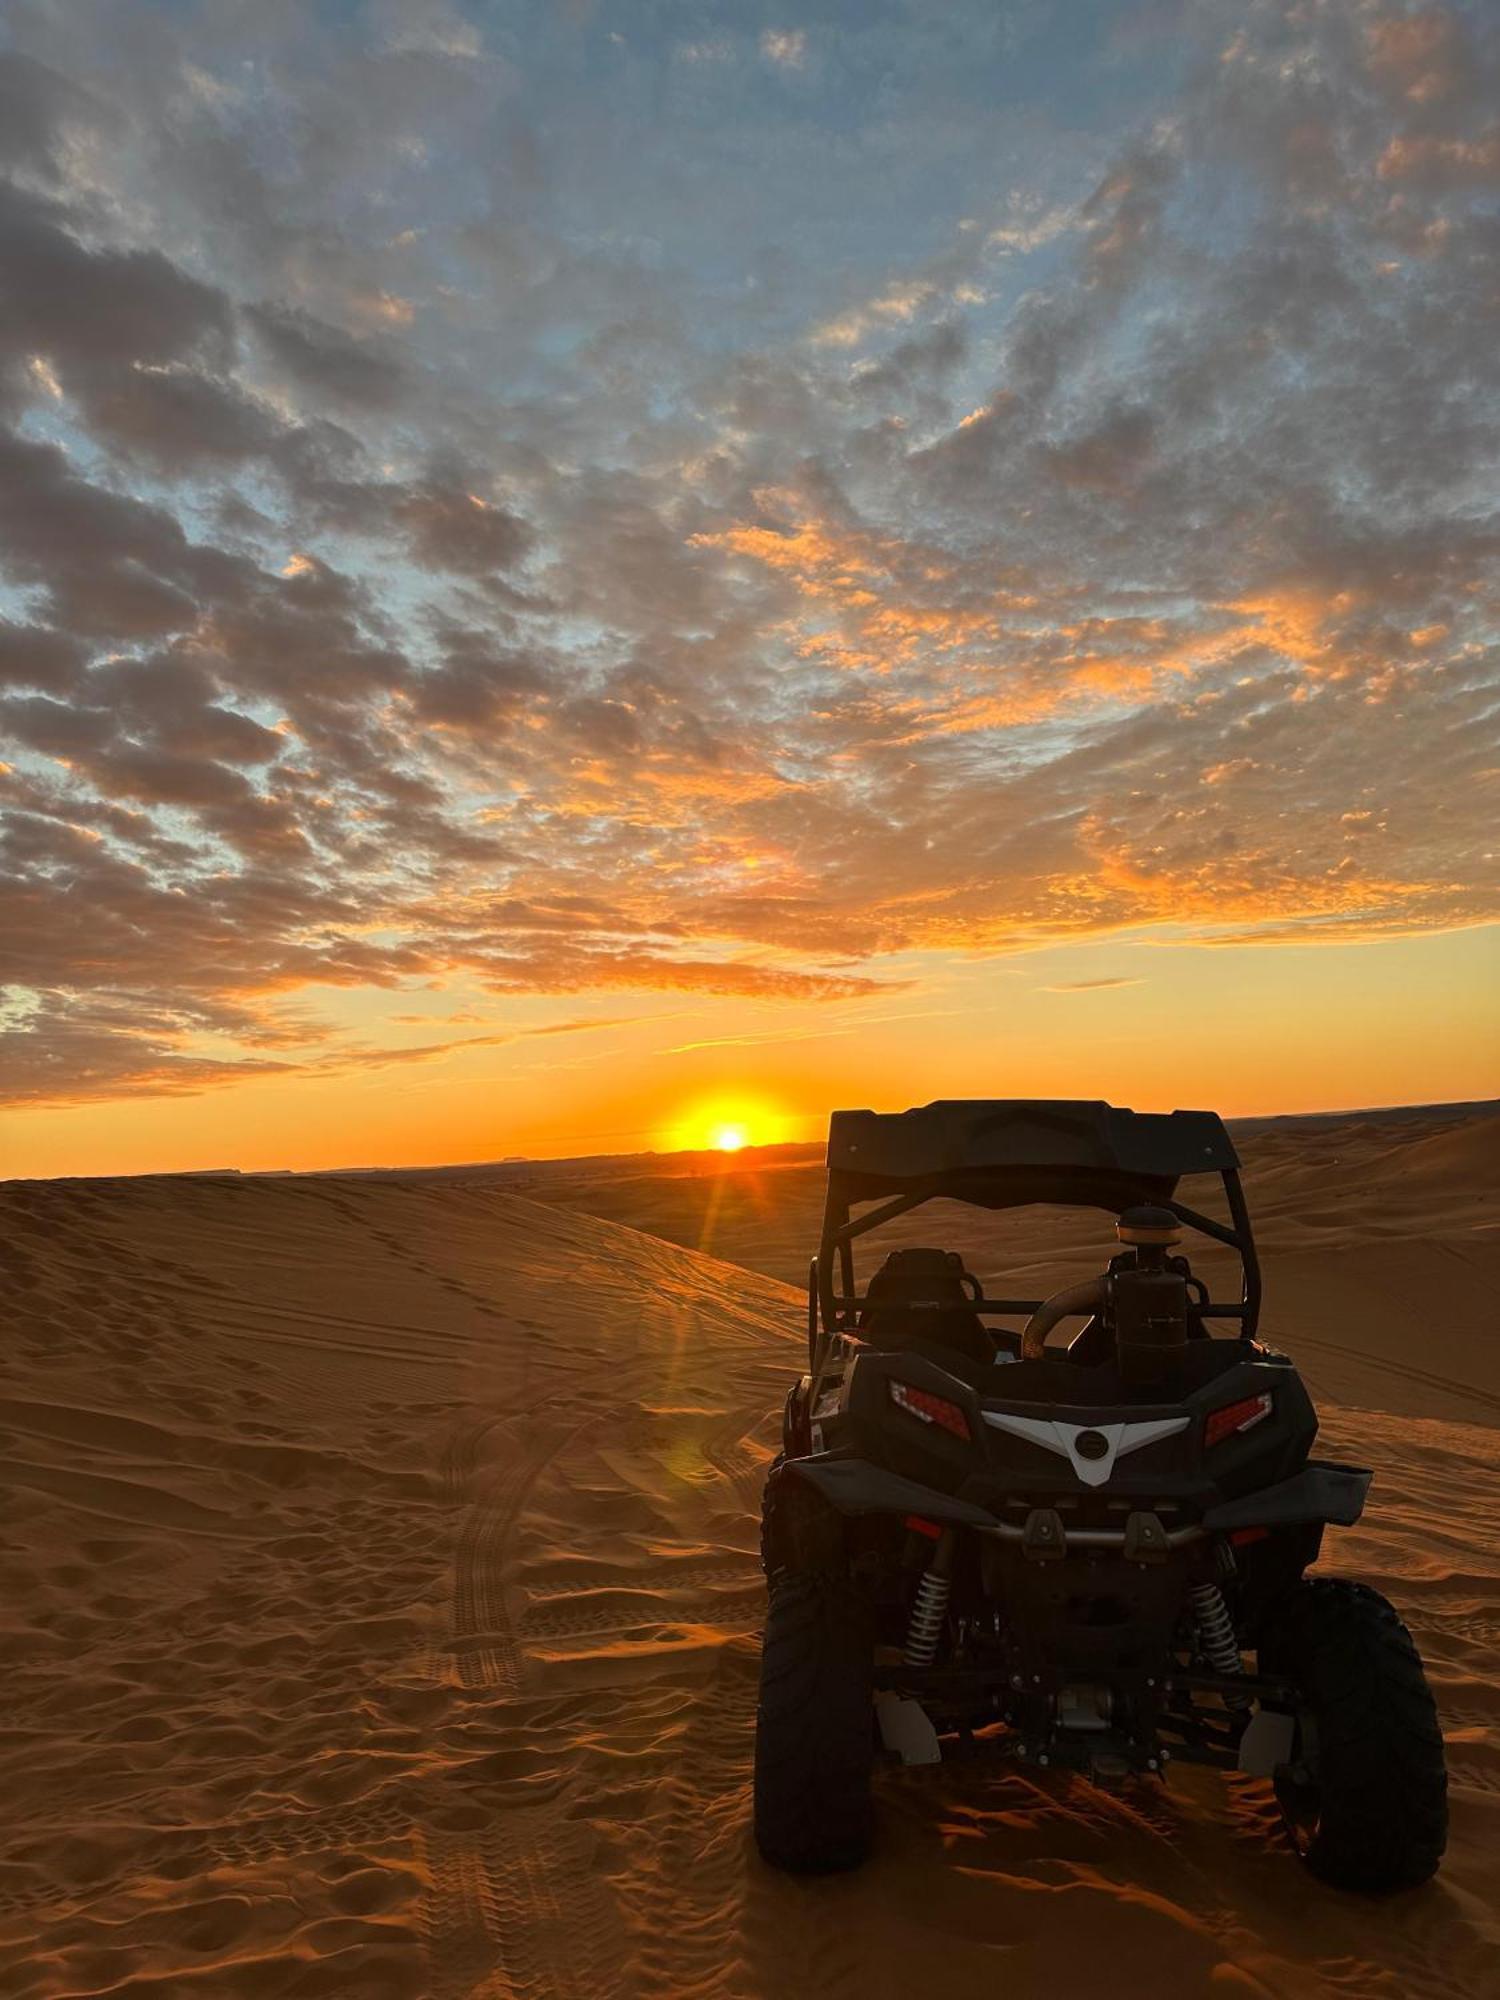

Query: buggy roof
[{"left": 826, "top": 1099, "right": 1238, "bottom": 1207}]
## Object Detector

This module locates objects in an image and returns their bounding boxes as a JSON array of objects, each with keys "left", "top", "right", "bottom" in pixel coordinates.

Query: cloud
[
  {"left": 1041, "top": 977, "right": 1144, "bottom": 993},
  {"left": 521, "top": 1012, "right": 660, "bottom": 1037},
  {"left": 0, "top": 7, "right": 1496, "bottom": 1111},
  {"left": 663, "top": 1025, "right": 851, "bottom": 1055},
  {"left": 392, "top": 478, "right": 532, "bottom": 579},
  {"left": 0, "top": 178, "right": 235, "bottom": 432},
  {"left": 246, "top": 303, "right": 410, "bottom": 412},
  {"left": 761, "top": 30, "right": 807, "bottom": 72},
  {"left": 0, "top": 996, "right": 550, "bottom": 1110}
]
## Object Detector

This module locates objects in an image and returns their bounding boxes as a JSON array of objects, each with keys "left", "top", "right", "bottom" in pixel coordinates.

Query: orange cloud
[{"left": 1377, "top": 131, "right": 1500, "bottom": 189}]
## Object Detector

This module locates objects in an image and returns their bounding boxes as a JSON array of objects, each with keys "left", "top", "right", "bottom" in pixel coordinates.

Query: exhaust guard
[{"left": 787, "top": 1454, "right": 1371, "bottom": 1545}]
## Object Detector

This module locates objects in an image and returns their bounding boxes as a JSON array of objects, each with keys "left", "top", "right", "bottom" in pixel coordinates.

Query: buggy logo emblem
[{"left": 980, "top": 1412, "right": 1190, "bottom": 1486}]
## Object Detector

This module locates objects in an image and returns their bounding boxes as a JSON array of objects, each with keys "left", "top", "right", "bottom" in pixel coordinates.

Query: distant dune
[{"left": 2, "top": 1103, "right": 1498, "bottom": 1997}]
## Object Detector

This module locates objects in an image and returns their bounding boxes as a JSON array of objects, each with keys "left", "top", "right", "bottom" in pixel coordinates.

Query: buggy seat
[{"left": 858, "top": 1247, "right": 994, "bottom": 1373}]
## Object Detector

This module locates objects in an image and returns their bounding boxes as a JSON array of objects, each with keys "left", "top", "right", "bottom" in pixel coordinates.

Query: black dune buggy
[{"left": 754, "top": 1100, "right": 1447, "bottom": 1891}]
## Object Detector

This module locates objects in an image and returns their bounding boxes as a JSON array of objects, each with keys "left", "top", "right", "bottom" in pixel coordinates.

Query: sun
[{"left": 659, "top": 1094, "right": 789, "bottom": 1155}]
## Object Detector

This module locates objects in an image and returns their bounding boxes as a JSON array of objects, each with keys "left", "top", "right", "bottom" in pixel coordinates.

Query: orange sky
[{"left": 6, "top": 928, "right": 1495, "bottom": 1179}]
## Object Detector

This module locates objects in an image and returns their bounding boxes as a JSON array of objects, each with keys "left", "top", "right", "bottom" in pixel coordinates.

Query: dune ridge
[{"left": 2, "top": 1109, "right": 1498, "bottom": 1997}]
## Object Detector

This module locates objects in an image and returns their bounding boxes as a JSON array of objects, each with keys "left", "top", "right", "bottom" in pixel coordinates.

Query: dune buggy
[{"left": 754, "top": 1099, "right": 1447, "bottom": 1891}]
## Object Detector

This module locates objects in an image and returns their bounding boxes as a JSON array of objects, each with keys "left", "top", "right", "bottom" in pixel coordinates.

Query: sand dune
[{"left": 2, "top": 1109, "right": 1498, "bottom": 1997}]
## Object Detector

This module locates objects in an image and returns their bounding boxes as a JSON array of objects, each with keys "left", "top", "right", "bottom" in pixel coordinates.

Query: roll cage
[{"left": 810, "top": 1098, "right": 1261, "bottom": 1368}]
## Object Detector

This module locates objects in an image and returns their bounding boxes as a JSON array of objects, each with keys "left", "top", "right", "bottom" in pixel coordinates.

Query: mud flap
[
  {"left": 1237, "top": 1706, "right": 1296, "bottom": 1777},
  {"left": 1203, "top": 1462, "right": 1371, "bottom": 1533},
  {"left": 876, "top": 1692, "right": 942, "bottom": 1766},
  {"left": 787, "top": 1456, "right": 998, "bottom": 1527}
]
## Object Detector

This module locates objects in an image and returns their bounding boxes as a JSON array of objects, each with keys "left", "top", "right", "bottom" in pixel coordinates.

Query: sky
[{"left": 0, "top": 0, "right": 1496, "bottom": 1177}]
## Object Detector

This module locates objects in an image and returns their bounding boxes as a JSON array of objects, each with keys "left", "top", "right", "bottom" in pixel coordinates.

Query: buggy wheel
[
  {"left": 757, "top": 1455, "right": 784, "bottom": 1576},
  {"left": 1259, "top": 1577, "right": 1447, "bottom": 1892},
  {"left": 753, "top": 1570, "right": 873, "bottom": 1873}
]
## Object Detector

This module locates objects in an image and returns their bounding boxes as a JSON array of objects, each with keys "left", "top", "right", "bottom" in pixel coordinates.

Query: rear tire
[
  {"left": 1259, "top": 1577, "right": 1447, "bottom": 1892},
  {"left": 753, "top": 1570, "right": 874, "bottom": 1873}
]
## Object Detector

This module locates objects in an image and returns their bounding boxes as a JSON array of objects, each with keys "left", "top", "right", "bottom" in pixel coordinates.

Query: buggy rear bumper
[{"left": 786, "top": 1454, "right": 1370, "bottom": 1548}]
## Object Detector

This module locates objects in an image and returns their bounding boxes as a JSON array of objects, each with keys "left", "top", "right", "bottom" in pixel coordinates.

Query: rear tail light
[
  {"left": 889, "top": 1380, "right": 971, "bottom": 1440},
  {"left": 1204, "top": 1391, "right": 1273, "bottom": 1448}
]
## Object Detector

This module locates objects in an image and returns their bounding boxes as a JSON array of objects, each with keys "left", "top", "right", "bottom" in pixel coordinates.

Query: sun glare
[{"left": 660, "top": 1094, "right": 789, "bottom": 1155}]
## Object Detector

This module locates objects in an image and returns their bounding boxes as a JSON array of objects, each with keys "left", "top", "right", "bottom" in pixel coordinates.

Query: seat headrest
[{"left": 863, "top": 1246, "right": 970, "bottom": 1307}]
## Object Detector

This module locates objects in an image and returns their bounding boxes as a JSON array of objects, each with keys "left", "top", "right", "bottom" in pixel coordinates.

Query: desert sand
[{"left": 2, "top": 1102, "right": 1497, "bottom": 1998}]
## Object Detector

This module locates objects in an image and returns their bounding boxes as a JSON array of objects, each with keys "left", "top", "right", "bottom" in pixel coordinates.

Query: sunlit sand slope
[{"left": 1, "top": 1170, "right": 1497, "bottom": 1998}]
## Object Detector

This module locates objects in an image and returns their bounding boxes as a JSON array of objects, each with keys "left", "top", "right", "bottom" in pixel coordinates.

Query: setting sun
[{"left": 660, "top": 1094, "right": 792, "bottom": 1155}]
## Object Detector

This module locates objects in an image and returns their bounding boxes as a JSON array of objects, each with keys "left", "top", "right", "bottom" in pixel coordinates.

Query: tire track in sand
[{"left": 421, "top": 1409, "right": 629, "bottom": 1999}]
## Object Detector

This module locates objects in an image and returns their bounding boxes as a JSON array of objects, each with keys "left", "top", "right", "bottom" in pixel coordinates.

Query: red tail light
[
  {"left": 1204, "top": 1391, "right": 1273, "bottom": 1448},
  {"left": 888, "top": 1380, "right": 971, "bottom": 1440}
]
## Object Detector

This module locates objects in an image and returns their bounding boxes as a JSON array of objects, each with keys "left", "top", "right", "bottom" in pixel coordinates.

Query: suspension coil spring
[
  {"left": 903, "top": 1568, "right": 951, "bottom": 1667},
  {"left": 1189, "top": 1580, "right": 1249, "bottom": 1707}
]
